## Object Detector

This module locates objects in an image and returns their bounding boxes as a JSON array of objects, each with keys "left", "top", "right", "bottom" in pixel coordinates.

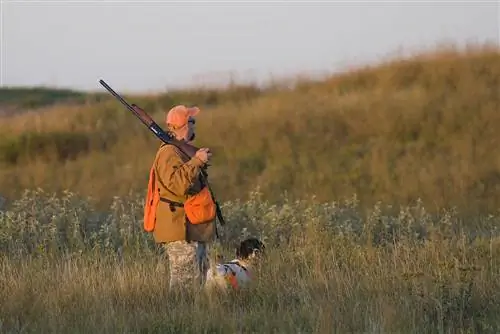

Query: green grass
[
  {"left": 0, "top": 131, "right": 96, "bottom": 164},
  {"left": 0, "top": 189, "right": 499, "bottom": 332},
  {"left": 0, "top": 86, "right": 94, "bottom": 109}
]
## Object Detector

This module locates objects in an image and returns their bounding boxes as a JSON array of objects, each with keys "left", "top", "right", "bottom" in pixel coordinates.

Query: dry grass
[
  {"left": 1, "top": 44, "right": 499, "bottom": 332},
  {"left": 0, "top": 189, "right": 499, "bottom": 332},
  {"left": 1, "top": 45, "right": 500, "bottom": 214}
]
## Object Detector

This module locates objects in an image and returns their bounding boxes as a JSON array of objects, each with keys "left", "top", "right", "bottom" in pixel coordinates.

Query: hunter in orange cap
[
  {"left": 166, "top": 105, "right": 201, "bottom": 142},
  {"left": 144, "top": 103, "right": 215, "bottom": 292},
  {"left": 166, "top": 105, "right": 200, "bottom": 128}
]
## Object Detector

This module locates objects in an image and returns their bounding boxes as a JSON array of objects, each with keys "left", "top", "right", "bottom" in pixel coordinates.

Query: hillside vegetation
[
  {"left": 2, "top": 45, "right": 500, "bottom": 333},
  {"left": 1, "top": 45, "right": 499, "bottom": 213}
]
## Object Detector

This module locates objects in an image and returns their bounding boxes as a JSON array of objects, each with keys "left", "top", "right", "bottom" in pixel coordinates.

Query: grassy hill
[
  {"left": 1, "top": 45, "right": 500, "bottom": 332},
  {"left": 1, "top": 44, "right": 499, "bottom": 213}
]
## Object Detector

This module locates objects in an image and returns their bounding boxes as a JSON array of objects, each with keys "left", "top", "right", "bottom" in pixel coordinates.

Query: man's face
[{"left": 173, "top": 117, "right": 196, "bottom": 142}]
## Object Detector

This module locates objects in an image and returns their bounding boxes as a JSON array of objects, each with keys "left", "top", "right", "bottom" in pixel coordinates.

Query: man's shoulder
[
  {"left": 156, "top": 144, "right": 182, "bottom": 159},
  {"left": 156, "top": 143, "right": 175, "bottom": 152}
]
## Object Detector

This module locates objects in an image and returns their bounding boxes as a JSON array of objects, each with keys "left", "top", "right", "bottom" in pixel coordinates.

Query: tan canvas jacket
[{"left": 152, "top": 143, "right": 215, "bottom": 243}]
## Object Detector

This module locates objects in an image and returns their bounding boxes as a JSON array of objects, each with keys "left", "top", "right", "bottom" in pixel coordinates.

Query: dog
[{"left": 204, "top": 237, "right": 265, "bottom": 292}]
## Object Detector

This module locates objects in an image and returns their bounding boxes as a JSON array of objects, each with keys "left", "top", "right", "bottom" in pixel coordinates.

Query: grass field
[
  {"left": 1, "top": 189, "right": 499, "bottom": 333},
  {"left": 1, "top": 45, "right": 500, "bottom": 213},
  {"left": 1, "top": 44, "right": 500, "bottom": 332}
]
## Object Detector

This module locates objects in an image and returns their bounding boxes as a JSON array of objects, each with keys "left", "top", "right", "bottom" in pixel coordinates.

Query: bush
[
  {"left": 0, "top": 87, "right": 87, "bottom": 109},
  {"left": 0, "top": 189, "right": 499, "bottom": 332},
  {"left": 0, "top": 131, "right": 109, "bottom": 165}
]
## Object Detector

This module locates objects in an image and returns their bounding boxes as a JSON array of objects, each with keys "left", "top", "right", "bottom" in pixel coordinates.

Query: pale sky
[{"left": 1, "top": 1, "right": 499, "bottom": 93}]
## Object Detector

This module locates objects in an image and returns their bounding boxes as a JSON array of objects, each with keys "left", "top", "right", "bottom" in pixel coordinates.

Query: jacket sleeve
[{"left": 156, "top": 146, "right": 206, "bottom": 197}]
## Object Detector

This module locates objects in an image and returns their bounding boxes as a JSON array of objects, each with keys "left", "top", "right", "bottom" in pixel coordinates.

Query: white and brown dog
[{"left": 205, "top": 237, "right": 265, "bottom": 292}]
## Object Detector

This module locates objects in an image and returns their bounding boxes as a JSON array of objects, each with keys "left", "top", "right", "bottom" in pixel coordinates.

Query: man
[{"left": 150, "top": 104, "right": 216, "bottom": 292}]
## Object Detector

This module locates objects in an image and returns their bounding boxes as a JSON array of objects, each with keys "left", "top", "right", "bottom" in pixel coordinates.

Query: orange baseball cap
[{"left": 165, "top": 105, "right": 200, "bottom": 129}]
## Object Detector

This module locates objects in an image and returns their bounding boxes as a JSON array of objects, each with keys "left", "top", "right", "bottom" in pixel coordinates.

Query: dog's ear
[
  {"left": 235, "top": 241, "right": 246, "bottom": 259},
  {"left": 236, "top": 237, "right": 266, "bottom": 260},
  {"left": 237, "top": 239, "right": 253, "bottom": 259}
]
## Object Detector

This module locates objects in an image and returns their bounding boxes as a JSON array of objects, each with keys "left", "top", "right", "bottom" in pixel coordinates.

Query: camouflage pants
[{"left": 164, "top": 240, "right": 210, "bottom": 291}]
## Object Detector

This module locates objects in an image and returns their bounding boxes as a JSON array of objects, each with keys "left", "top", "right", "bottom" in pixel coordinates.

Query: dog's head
[{"left": 236, "top": 237, "right": 265, "bottom": 261}]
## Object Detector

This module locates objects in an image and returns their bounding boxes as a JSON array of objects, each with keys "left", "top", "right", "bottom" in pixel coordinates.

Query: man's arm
[{"left": 156, "top": 146, "right": 205, "bottom": 197}]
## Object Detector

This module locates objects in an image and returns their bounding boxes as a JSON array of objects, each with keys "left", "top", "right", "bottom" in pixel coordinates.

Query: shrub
[
  {"left": 0, "top": 131, "right": 92, "bottom": 165},
  {"left": 0, "top": 189, "right": 499, "bottom": 332}
]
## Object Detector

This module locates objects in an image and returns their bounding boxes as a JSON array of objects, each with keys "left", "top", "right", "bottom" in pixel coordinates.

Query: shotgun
[{"left": 98, "top": 79, "right": 226, "bottom": 226}]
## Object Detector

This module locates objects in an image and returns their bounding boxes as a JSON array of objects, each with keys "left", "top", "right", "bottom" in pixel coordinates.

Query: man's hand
[{"left": 195, "top": 148, "right": 212, "bottom": 164}]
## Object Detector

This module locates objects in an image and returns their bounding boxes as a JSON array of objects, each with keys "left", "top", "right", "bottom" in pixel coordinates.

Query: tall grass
[
  {"left": 0, "top": 189, "right": 499, "bottom": 332},
  {"left": 1, "top": 45, "right": 500, "bottom": 213},
  {"left": 1, "top": 45, "right": 500, "bottom": 331}
]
